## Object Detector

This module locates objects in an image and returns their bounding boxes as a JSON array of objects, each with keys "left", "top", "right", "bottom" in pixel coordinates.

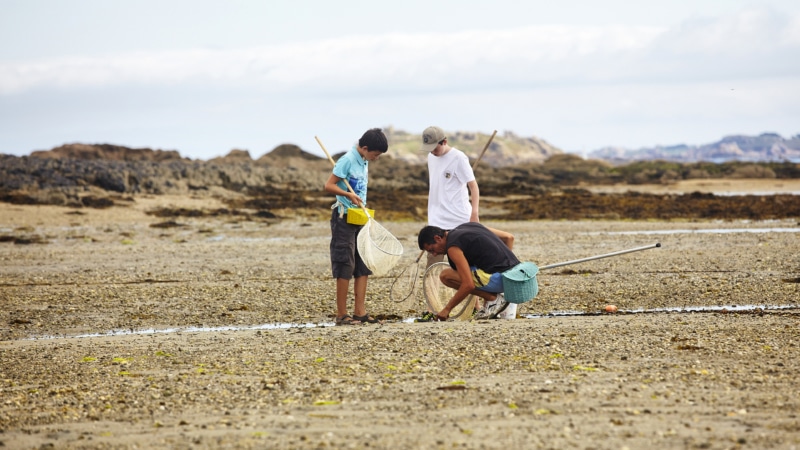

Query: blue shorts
[{"left": 470, "top": 266, "right": 504, "bottom": 293}]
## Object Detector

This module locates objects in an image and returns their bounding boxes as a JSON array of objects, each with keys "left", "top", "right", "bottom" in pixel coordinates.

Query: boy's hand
[{"left": 348, "top": 193, "right": 363, "bottom": 207}]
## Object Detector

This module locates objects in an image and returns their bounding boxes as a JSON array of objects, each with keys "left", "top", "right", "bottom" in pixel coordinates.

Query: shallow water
[
  {"left": 523, "top": 303, "right": 799, "bottom": 317},
  {"left": 24, "top": 304, "right": 798, "bottom": 341},
  {"left": 713, "top": 191, "right": 800, "bottom": 196},
  {"left": 585, "top": 227, "right": 799, "bottom": 236}
]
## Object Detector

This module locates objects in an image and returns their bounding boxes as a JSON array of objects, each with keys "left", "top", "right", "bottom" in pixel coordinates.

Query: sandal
[
  {"left": 352, "top": 314, "right": 380, "bottom": 324},
  {"left": 335, "top": 314, "right": 360, "bottom": 326}
]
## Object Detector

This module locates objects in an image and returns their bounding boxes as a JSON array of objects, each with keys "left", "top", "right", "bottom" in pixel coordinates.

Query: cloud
[
  {"left": 0, "top": 7, "right": 797, "bottom": 96},
  {"left": 0, "top": 25, "right": 662, "bottom": 95}
]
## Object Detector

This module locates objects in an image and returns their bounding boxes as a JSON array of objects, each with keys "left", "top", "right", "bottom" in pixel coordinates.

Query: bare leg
[
  {"left": 429, "top": 254, "right": 481, "bottom": 310},
  {"left": 335, "top": 278, "right": 350, "bottom": 317},
  {"left": 353, "top": 275, "right": 368, "bottom": 317},
  {"left": 439, "top": 268, "right": 497, "bottom": 302}
]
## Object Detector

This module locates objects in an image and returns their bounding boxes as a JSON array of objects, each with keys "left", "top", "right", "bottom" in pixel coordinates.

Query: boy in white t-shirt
[
  {"left": 421, "top": 125, "right": 480, "bottom": 231},
  {"left": 420, "top": 126, "right": 517, "bottom": 320}
]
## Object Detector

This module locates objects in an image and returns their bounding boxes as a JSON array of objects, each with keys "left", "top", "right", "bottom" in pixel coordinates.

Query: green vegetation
[{"left": 572, "top": 159, "right": 798, "bottom": 185}]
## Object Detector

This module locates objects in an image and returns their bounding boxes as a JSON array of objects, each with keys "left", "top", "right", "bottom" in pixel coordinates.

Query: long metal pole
[{"left": 540, "top": 243, "right": 661, "bottom": 270}]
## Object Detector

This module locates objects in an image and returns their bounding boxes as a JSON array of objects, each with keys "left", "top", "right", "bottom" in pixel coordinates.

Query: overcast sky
[{"left": 1, "top": 0, "right": 798, "bottom": 160}]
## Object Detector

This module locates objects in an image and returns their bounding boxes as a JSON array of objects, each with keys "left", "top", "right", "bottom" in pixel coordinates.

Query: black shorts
[{"left": 330, "top": 209, "right": 372, "bottom": 279}]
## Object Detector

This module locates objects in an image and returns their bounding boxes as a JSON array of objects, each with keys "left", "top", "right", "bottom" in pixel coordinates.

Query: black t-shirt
[{"left": 446, "top": 222, "right": 520, "bottom": 273}]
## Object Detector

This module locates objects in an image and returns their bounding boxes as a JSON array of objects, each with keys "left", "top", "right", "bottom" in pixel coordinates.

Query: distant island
[{"left": 588, "top": 132, "right": 800, "bottom": 164}]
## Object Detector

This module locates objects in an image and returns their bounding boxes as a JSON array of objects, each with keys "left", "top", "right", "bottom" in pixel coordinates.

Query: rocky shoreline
[{"left": 3, "top": 150, "right": 800, "bottom": 223}]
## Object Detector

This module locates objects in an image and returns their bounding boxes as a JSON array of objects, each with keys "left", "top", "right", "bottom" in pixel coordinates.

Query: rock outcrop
[
  {"left": 383, "top": 127, "right": 562, "bottom": 167},
  {"left": 3, "top": 133, "right": 799, "bottom": 221},
  {"left": 31, "top": 143, "right": 186, "bottom": 162}
]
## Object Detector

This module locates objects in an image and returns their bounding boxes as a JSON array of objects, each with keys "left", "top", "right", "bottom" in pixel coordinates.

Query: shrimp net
[
  {"left": 356, "top": 219, "right": 403, "bottom": 277},
  {"left": 422, "top": 262, "right": 476, "bottom": 320}
]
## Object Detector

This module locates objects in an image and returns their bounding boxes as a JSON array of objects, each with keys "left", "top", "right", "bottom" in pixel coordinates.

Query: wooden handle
[
  {"left": 472, "top": 130, "right": 497, "bottom": 169},
  {"left": 315, "top": 136, "right": 338, "bottom": 167}
]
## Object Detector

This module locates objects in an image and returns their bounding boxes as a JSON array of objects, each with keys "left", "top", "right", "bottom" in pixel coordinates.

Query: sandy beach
[{"left": 1, "top": 187, "right": 799, "bottom": 449}]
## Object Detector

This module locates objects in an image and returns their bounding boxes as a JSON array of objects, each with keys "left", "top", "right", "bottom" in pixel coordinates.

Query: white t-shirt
[{"left": 427, "top": 148, "right": 476, "bottom": 230}]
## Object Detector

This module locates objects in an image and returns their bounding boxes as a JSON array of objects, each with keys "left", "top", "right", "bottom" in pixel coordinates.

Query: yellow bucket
[{"left": 346, "top": 208, "right": 374, "bottom": 225}]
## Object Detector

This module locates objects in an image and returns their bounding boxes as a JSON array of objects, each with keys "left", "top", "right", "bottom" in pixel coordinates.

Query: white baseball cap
[{"left": 420, "top": 126, "right": 446, "bottom": 152}]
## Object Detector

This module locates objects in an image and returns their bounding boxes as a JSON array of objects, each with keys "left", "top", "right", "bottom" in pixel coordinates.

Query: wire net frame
[
  {"left": 389, "top": 251, "right": 424, "bottom": 303},
  {"left": 422, "top": 262, "right": 476, "bottom": 320}
]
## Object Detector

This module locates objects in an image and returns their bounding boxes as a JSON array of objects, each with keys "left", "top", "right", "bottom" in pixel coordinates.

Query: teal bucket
[{"left": 501, "top": 262, "right": 540, "bottom": 304}]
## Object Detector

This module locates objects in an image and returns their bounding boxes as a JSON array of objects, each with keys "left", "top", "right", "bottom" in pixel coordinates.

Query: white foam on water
[
  {"left": 26, "top": 321, "right": 334, "bottom": 340},
  {"left": 713, "top": 191, "right": 800, "bottom": 196},
  {"left": 524, "top": 304, "right": 798, "bottom": 318},
  {"left": 21, "top": 304, "right": 798, "bottom": 341}
]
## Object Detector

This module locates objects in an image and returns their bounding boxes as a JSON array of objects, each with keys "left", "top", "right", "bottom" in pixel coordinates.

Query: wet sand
[
  {"left": 1, "top": 187, "right": 799, "bottom": 449},
  {"left": 582, "top": 178, "right": 800, "bottom": 196}
]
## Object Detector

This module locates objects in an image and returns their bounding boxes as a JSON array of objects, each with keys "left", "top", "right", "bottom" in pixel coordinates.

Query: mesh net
[
  {"left": 422, "top": 262, "right": 475, "bottom": 320},
  {"left": 389, "top": 258, "right": 421, "bottom": 303},
  {"left": 356, "top": 219, "right": 403, "bottom": 277}
]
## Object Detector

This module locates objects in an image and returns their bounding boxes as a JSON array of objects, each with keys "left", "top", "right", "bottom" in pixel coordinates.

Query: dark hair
[
  {"left": 359, "top": 128, "right": 388, "bottom": 153},
  {"left": 418, "top": 225, "right": 446, "bottom": 250}
]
